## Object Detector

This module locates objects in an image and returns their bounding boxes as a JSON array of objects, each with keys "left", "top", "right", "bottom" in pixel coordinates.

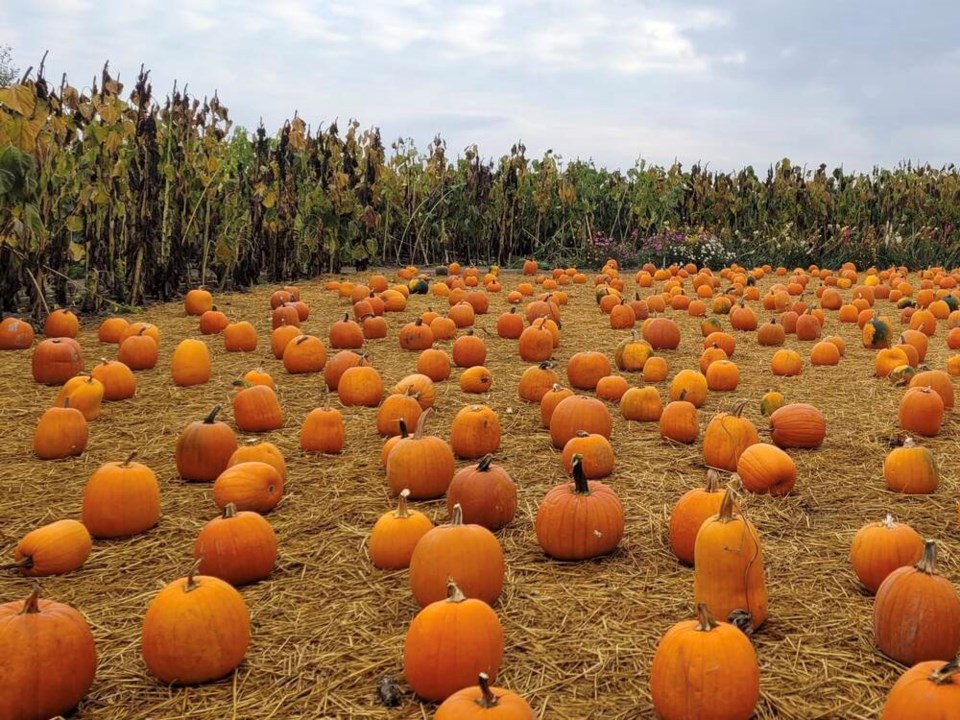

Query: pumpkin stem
[
  {"left": 704, "top": 468, "right": 721, "bottom": 493},
  {"left": 396, "top": 417, "right": 409, "bottom": 439},
  {"left": 18, "top": 582, "right": 42, "bottom": 614},
  {"left": 0, "top": 556, "right": 32, "bottom": 571},
  {"left": 538, "top": 361, "right": 552, "bottom": 370},
  {"left": 731, "top": 399, "right": 749, "bottom": 417},
  {"left": 901, "top": 436, "right": 916, "bottom": 449},
  {"left": 475, "top": 673, "right": 499, "bottom": 708},
  {"left": 450, "top": 503, "right": 464, "bottom": 526},
  {"left": 222, "top": 502, "right": 238, "bottom": 519},
  {"left": 413, "top": 408, "right": 432, "bottom": 440},
  {"left": 694, "top": 603, "right": 718, "bottom": 632},
  {"left": 396, "top": 489, "right": 411, "bottom": 519},
  {"left": 121, "top": 451, "right": 138, "bottom": 467},
  {"left": 717, "top": 487, "right": 737, "bottom": 522},
  {"left": 571, "top": 455, "right": 591, "bottom": 495},
  {"left": 342, "top": 312, "right": 349, "bottom": 322},
  {"left": 915, "top": 540, "right": 939, "bottom": 574},
  {"left": 184, "top": 557, "right": 204, "bottom": 592},
  {"left": 881, "top": 513, "right": 895, "bottom": 529},
  {"left": 929, "top": 658, "right": 960, "bottom": 685},
  {"left": 203, "top": 405, "right": 222, "bottom": 424},
  {"left": 477, "top": 454, "right": 494, "bottom": 472},
  {"left": 446, "top": 578, "right": 466, "bottom": 603}
]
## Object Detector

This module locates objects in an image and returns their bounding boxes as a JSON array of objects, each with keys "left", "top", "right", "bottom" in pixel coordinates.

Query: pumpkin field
[{"left": 2, "top": 260, "right": 960, "bottom": 719}]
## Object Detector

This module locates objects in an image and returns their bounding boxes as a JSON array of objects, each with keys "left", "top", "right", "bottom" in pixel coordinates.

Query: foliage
[
  {"left": 0, "top": 46, "right": 18, "bottom": 87},
  {"left": 3, "top": 61, "right": 960, "bottom": 313}
]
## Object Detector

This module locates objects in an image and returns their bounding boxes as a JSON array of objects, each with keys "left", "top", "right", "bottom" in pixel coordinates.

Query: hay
[{"left": 1, "top": 270, "right": 959, "bottom": 719}]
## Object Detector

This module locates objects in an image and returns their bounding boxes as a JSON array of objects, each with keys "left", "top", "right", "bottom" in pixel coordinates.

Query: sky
[{"left": 4, "top": 0, "right": 960, "bottom": 172}]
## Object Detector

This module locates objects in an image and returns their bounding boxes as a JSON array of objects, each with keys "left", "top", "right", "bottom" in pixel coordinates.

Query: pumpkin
[
  {"left": 909, "top": 369, "right": 955, "bottom": 409},
  {"left": 659, "top": 394, "right": 699, "bottom": 444},
  {"left": 430, "top": 315, "right": 458, "bottom": 340},
  {"left": 810, "top": 339, "right": 841, "bottom": 365},
  {"left": 540, "top": 384, "right": 574, "bottom": 427},
  {"left": 496, "top": 307, "right": 525, "bottom": 338},
  {"left": 324, "top": 349, "right": 363, "bottom": 391},
  {"left": 737, "top": 442, "right": 796, "bottom": 496},
  {"left": 595, "top": 374, "right": 629, "bottom": 402},
  {"left": 643, "top": 316, "right": 681, "bottom": 349},
  {"left": 619, "top": 385, "right": 662, "bottom": 422},
  {"left": 417, "top": 348, "right": 452, "bottom": 381},
  {"left": 4, "top": 519, "right": 92, "bottom": 576},
  {"left": 120, "top": 321, "right": 159, "bottom": 344},
  {"left": 614, "top": 331, "right": 655, "bottom": 372},
  {"left": 771, "top": 348, "right": 802, "bottom": 376},
  {"left": 32, "top": 337, "right": 83, "bottom": 385},
  {"left": 299, "top": 400, "right": 345, "bottom": 454},
  {"left": 448, "top": 301, "right": 476, "bottom": 328},
  {"left": 703, "top": 331, "right": 735, "bottom": 357},
  {"left": 338, "top": 361, "right": 384, "bottom": 406},
  {"left": 0, "top": 316, "right": 35, "bottom": 349},
  {"left": 863, "top": 314, "right": 892, "bottom": 348},
  {"left": 213, "top": 461, "right": 283, "bottom": 514},
  {"left": 329, "top": 312, "right": 364, "bottom": 348},
  {"left": 53, "top": 372, "right": 104, "bottom": 420},
  {"left": 460, "top": 366, "right": 493, "bottom": 393},
  {"left": 409, "top": 503, "right": 505, "bottom": 607},
  {"left": 705, "top": 359, "right": 740, "bottom": 391},
  {"left": 0, "top": 585, "right": 97, "bottom": 720},
  {"left": 404, "top": 580, "right": 504, "bottom": 702},
  {"left": 34, "top": 402, "right": 88, "bottom": 460},
  {"left": 668, "top": 369, "right": 708, "bottom": 407},
  {"left": 884, "top": 437, "right": 939, "bottom": 494},
  {"left": 184, "top": 288, "right": 214, "bottom": 315},
  {"left": 694, "top": 488, "right": 768, "bottom": 630},
  {"left": 899, "top": 386, "right": 944, "bottom": 437},
  {"left": 881, "top": 659, "right": 960, "bottom": 719},
  {"left": 453, "top": 330, "right": 487, "bottom": 367},
  {"left": 118, "top": 329, "right": 158, "bottom": 370},
  {"left": 642, "top": 355, "right": 669, "bottom": 382},
  {"left": 223, "top": 321, "right": 258, "bottom": 351},
  {"left": 649, "top": 603, "right": 760, "bottom": 720},
  {"left": 232, "top": 383, "right": 284, "bottom": 432},
  {"left": 89, "top": 358, "right": 136, "bottom": 401},
  {"left": 82, "top": 452, "right": 161, "bottom": 538},
  {"left": 370, "top": 489, "right": 434, "bottom": 569},
  {"left": 850, "top": 514, "right": 924, "bottom": 594},
  {"left": 517, "top": 319, "right": 554, "bottom": 363},
  {"left": 699, "top": 343, "right": 727, "bottom": 374},
  {"left": 702, "top": 401, "right": 759, "bottom": 472},
  {"left": 874, "top": 541, "right": 960, "bottom": 666},
  {"left": 376, "top": 392, "right": 423, "bottom": 436},
  {"left": 43, "top": 308, "right": 79, "bottom": 338},
  {"left": 175, "top": 405, "right": 238, "bottom": 482},
  {"left": 446, "top": 455, "right": 517, "bottom": 532},
  {"left": 757, "top": 317, "right": 786, "bottom": 346},
  {"left": 199, "top": 308, "right": 229, "bottom": 335},
  {"left": 227, "top": 440, "right": 286, "bottom": 481},
  {"left": 283, "top": 334, "right": 327, "bottom": 373},
  {"left": 549, "top": 395, "right": 613, "bottom": 448},
  {"left": 394, "top": 373, "right": 436, "bottom": 409},
  {"left": 386, "top": 409, "right": 456, "bottom": 499},
  {"left": 451, "top": 405, "right": 501, "bottom": 459},
  {"left": 141, "top": 562, "right": 251, "bottom": 685},
  {"left": 362, "top": 314, "right": 387, "bottom": 339},
  {"left": 517, "top": 361, "right": 559, "bottom": 402},
  {"left": 194, "top": 503, "right": 277, "bottom": 586},
  {"left": 170, "top": 338, "right": 211, "bottom": 387},
  {"left": 535, "top": 454, "right": 624, "bottom": 560},
  {"left": 759, "top": 390, "right": 784, "bottom": 416},
  {"left": 567, "top": 351, "right": 612, "bottom": 390},
  {"left": 769, "top": 403, "right": 826, "bottom": 449},
  {"left": 668, "top": 469, "right": 731, "bottom": 565},
  {"left": 435, "top": 672, "right": 536, "bottom": 719},
  {"left": 561, "top": 430, "right": 615, "bottom": 479}
]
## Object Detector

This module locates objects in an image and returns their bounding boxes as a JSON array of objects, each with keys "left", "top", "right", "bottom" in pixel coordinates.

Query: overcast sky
[{"left": 5, "top": 0, "right": 960, "bottom": 172}]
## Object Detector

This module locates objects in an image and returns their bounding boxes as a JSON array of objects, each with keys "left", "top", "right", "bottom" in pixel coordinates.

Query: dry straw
[{"left": 1, "top": 271, "right": 958, "bottom": 719}]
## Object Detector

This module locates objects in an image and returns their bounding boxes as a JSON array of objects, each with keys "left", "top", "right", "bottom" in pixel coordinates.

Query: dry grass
[{"left": 1, "top": 269, "right": 959, "bottom": 720}]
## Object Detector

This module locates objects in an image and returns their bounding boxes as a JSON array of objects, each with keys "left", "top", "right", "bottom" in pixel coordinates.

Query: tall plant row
[{"left": 2, "top": 61, "right": 960, "bottom": 314}]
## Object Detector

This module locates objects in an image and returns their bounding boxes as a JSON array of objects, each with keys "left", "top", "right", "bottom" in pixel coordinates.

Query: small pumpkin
[
  {"left": 81, "top": 452, "right": 161, "bottom": 538},
  {"left": 884, "top": 437, "right": 939, "bottom": 494},
  {"left": 300, "top": 397, "right": 346, "bottom": 454},
  {"left": 446, "top": 455, "right": 517, "bottom": 531},
  {"left": 118, "top": 329, "right": 158, "bottom": 370},
  {"left": 769, "top": 403, "right": 826, "bottom": 449},
  {"left": 32, "top": 337, "right": 84, "bottom": 385},
  {"left": 435, "top": 672, "right": 536, "bottom": 719},
  {"left": 233, "top": 383, "right": 284, "bottom": 432},
  {"left": 194, "top": 503, "right": 277, "bottom": 586},
  {"left": 540, "top": 384, "right": 574, "bottom": 427},
  {"left": 338, "top": 361, "right": 384, "bottom": 407},
  {"left": 881, "top": 659, "right": 960, "bottom": 719},
  {"left": 451, "top": 405, "right": 501, "bottom": 459},
  {"left": 386, "top": 409, "right": 456, "bottom": 499},
  {"left": 227, "top": 440, "right": 287, "bottom": 481},
  {"left": 567, "top": 351, "right": 612, "bottom": 390},
  {"left": 4, "top": 519, "right": 92, "bottom": 577},
  {"left": 659, "top": 394, "right": 699, "bottom": 444},
  {"left": 619, "top": 385, "right": 662, "bottom": 422},
  {"left": 668, "top": 469, "right": 729, "bottom": 565},
  {"left": 53, "top": 373, "right": 104, "bottom": 420},
  {"left": 702, "top": 400, "right": 758, "bottom": 472},
  {"left": 369, "top": 490, "right": 434, "bottom": 569},
  {"left": 175, "top": 405, "right": 238, "bottom": 482},
  {"left": 737, "top": 442, "right": 796, "bottom": 496},
  {"left": 376, "top": 392, "right": 423, "bottom": 437},
  {"left": 460, "top": 366, "right": 493, "bottom": 393},
  {"left": 34, "top": 401, "right": 89, "bottom": 460},
  {"left": 171, "top": 339, "right": 212, "bottom": 387},
  {"left": 549, "top": 395, "right": 613, "bottom": 449},
  {"left": 0, "top": 316, "right": 35, "bottom": 349},
  {"left": 561, "top": 430, "right": 615, "bottom": 479},
  {"left": 899, "top": 386, "right": 944, "bottom": 437},
  {"left": 212, "top": 461, "right": 284, "bottom": 514},
  {"left": 850, "top": 514, "right": 924, "bottom": 594},
  {"left": 517, "top": 361, "right": 559, "bottom": 402},
  {"left": 283, "top": 334, "right": 327, "bottom": 374}
]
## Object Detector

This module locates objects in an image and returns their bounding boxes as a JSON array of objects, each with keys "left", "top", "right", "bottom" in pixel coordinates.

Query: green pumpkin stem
[
  {"left": 476, "top": 454, "right": 494, "bottom": 472},
  {"left": 695, "top": 603, "right": 718, "bottom": 632},
  {"left": 915, "top": 540, "right": 938, "bottom": 574},
  {"left": 572, "top": 454, "right": 590, "bottom": 495},
  {"left": 203, "top": 405, "right": 222, "bottom": 424},
  {"left": 475, "top": 673, "right": 499, "bottom": 709}
]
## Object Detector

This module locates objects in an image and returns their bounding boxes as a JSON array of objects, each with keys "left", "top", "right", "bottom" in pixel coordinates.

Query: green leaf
[
  {"left": 68, "top": 241, "right": 86, "bottom": 262},
  {"left": 65, "top": 215, "right": 84, "bottom": 233}
]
